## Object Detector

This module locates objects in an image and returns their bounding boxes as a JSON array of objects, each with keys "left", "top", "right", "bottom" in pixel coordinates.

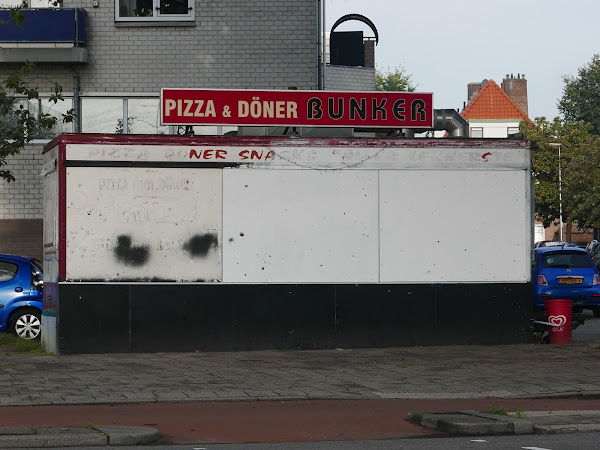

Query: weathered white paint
[
  {"left": 42, "top": 165, "right": 58, "bottom": 255},
  {"left": 65, "top": 167, "right": 222, "bottom": 281},
  {"left": 64, "top": 144, "right": 529, "bottom": 170},
  {"left": 379, "top": 170, "right": 530, "bottom": 282},
  {"left": 40, "top": 315, "right": 57, "bottom": 355},
  {"left": 222, "top": 169, "right": 380, "bottom": 283},
  {"left": 52, "top": 138, "right": 531, "bottom": 284}
]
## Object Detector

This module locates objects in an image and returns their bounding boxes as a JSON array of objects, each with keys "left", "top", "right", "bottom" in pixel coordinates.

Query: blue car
[
  {"left": 533, "top": 247, "right": 600, "bottom": 317},
  {"left": 0, "top": 254, "right": 43, "bottom": 339}
]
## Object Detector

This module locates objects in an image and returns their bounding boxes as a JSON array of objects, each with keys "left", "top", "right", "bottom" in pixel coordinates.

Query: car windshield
[
  {"left": 542, "top": 252, "right": 593, "bottom": 269},
  {"left": 32, "top": 259, "right": 43, "bottom": 273}
]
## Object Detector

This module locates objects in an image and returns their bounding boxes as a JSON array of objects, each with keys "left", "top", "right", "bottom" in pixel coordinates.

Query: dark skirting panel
[
  {"left": 129, "top": 284, "right": 337, "bottom": 352},
  {"left": 58, "top": 284, "right": 130, "bottom": 354},
  {"left": 57, "top": 282, "right": 533, "bottom": 354}
]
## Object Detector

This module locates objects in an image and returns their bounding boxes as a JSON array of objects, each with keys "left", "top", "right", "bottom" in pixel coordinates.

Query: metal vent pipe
[{"left": 402, "top": 109, "right": 469, "bottom": 138}]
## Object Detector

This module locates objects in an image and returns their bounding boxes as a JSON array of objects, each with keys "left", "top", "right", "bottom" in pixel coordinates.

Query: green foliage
[
  {"left": 512, "top": 407, "right": 526, "bottom": 419},
  {"left": 558, "top": 54, "right": 600, "bottom": 136},
  {"left": 375, "top": 65, "right": 416, "bottom": 92},
  {"left": 484, "top": 405, "right": 526, "bottom": 418},
  {"left": 1, "top": 3, "right": 74, "bottom": 182},
  {"left": 484, "top": 405, "right": 508, "bottom": 416},
  {"left": 116, "top": 117, "right": 135, "bottom": 134},
  {"left": 520, "top": 117, "right": 600, "bottom": 229},
  {"left": 0, "top": 62, "right": 74, "bottom": 182}
]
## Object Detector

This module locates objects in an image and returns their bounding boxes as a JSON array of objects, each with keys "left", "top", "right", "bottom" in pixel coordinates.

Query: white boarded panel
[
  {"left": 66, "top": 167, "right": 222, "bottom": 281},
  {"left": 380, "top": 170, "right": 529, "bottom": 282},
  {"left": 223, "top": 169, "right": 379, "bottom": 283}
]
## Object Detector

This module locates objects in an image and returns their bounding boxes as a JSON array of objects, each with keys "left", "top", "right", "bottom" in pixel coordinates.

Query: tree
[
  {"left": 375, "top": 65, "right": 416, "bottom": 92},
  {"left": 520, "top": 117, "right": 600, "bottom": 230},
  {"left": 1, "top": 2, "right": 74, "bottom": 182},
  {"left": 558, "top": 54, "right": 600, "bottom": 136}
]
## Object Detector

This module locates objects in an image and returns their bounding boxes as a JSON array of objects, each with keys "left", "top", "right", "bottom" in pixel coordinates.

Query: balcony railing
[
  {"left": 0, "top": 8, "right": 86, "bottom": 45},
  {"left": 0, "top": 8, "right": 88, "bottom": 63}
]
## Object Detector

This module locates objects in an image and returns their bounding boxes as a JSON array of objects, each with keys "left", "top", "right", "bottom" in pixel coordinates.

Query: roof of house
[{"left": 462, "top": 79, "right": 530, "bottom": 121}]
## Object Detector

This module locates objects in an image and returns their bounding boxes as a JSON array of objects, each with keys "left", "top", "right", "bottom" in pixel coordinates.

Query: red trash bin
[{"left": 545, "top": 299, "right": 572, "bottom": 344}]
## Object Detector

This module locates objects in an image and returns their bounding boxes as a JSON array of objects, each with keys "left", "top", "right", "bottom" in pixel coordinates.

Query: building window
[
  {"left": 470, "top": 127, "right": 483, "bottom": 138},
  {"left": 116, "top": 0, "right": 193, "bottom": 21}
]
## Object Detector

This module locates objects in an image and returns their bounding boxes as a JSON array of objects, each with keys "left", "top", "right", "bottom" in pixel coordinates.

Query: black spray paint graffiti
[
  {"left": 114, "top": 235, "right": 150, "bottom": 266},
  {"left": 183, "top": 233, "right": 219, "bottom": 257}
]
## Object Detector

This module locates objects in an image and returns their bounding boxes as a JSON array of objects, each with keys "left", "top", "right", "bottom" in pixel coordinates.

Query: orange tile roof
[{"left": 462, "top": 79, "right": 530, "bottom": 121}]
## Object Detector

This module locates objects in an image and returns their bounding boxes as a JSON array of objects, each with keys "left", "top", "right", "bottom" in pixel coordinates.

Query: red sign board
[{"left": 161, "top": 89, "right": 433, "bottom": 128}]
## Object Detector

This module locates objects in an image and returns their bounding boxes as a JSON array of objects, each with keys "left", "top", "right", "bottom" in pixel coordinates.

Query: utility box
[{"left": 42, "top": 134, "right": 533, "bottom": 354}]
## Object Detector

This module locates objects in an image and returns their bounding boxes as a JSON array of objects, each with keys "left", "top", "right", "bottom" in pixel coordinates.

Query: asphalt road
[
  {"left": 60, "top": 432, "right": 600, "bottom": 449},
  {"left": 572, "top": 312, "right": 599, "bottom": 342}
]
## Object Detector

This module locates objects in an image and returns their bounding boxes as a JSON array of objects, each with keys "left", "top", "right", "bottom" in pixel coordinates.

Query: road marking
[
  {"left": 522, "top": 447, "right": 551, "bottom": 450},
  {"left": 470, "top": 439, "right": 489, "bottom": 442}
]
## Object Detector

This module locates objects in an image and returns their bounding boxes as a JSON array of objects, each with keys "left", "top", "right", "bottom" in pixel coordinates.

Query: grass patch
[
  {"left": 484, "top": 404, "right": 508, "bottom": 416},
  {"left": 0, "top": 333, "right": 54, "bottom": 355},
  {"left": 534, "top": 332, "right": 548, "bottom": 344},
  {"left": 483, "top": 404, "right": 526, "bottom": 418}
]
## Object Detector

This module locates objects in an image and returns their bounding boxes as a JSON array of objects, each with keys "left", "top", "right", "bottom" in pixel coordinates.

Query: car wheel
[{"left": 9, "top": 308, "right": 42, "bottom": 340}]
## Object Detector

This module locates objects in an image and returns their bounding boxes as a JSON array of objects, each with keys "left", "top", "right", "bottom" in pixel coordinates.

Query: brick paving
[{"left": 1, "top": 341, "right": 600, "bottom": 406}]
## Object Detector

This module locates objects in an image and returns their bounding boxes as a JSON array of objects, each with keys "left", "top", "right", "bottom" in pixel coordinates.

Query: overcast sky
[{"left": 326, "top": 0, "right": 599, "bottom": 120}]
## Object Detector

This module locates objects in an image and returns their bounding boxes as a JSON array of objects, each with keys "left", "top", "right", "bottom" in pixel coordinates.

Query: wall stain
[
  {"left": 183, "top": 234, "right": 219, "bottom": 257},
  {"left": 114, "top": 235, "right": 150, "bottom": 266}
]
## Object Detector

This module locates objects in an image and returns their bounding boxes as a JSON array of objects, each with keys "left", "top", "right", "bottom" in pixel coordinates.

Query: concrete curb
[
  {"left": 406, "top": 411, "right": 535, "bottom": 436},
  {"left": 0, "top": 426, "right": 160, "bottom": 448}
]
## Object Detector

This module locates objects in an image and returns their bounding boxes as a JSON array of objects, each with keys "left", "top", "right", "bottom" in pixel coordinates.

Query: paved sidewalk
[
  {"left": 1, "top": 342, "right": 600, "bottom": 406},
  {"left": 408, "top": 409, "right": 600, "bottom": 436},
  {"left": 1, "top": 339, "right": 600, "bottom": 446},
  {"left": 0, "top": 425, "right": 158, "bottom": 448}
]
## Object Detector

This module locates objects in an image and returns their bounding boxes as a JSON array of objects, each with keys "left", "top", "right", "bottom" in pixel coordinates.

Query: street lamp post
[{"left": 549, "top": 143, "right": 563, "bottom": 241}]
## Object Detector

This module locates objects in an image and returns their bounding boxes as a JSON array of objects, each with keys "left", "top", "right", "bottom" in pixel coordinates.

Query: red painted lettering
[
  {"left": 216, "top": 150, "right": 227, "bottom": 159},
  {"left": 189, "top": 149, "right": 201, "bottom": 159},
  {"left": 203, "top": 150, "right": 213, "bottom": 159},
  {"left": 250, "top": 150, "right": 262, "bottom": 159},
  {"left": 239, "top": 150, "right": 249, "bottom": 160}
]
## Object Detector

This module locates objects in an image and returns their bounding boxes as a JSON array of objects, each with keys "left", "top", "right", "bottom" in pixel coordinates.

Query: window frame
[
  {"left": 0, "top": 261, "right": 18, "bottom": 283},
  {"left": 115, "top": 0, "right": 194, "bottom": 22},
  {"left": 470, "top": 127, "right": 483, "bottom": 138}
]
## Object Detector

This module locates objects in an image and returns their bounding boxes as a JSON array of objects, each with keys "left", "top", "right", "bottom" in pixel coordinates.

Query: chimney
[
  {"left": 501, "top": 73, "right": 528, "bottom": 117},
  {"left": 363, "top": 38, "right": 375, "bottom": 68},
  {"left": 467, "top": 82, "right": 481, "bottom": 102}
]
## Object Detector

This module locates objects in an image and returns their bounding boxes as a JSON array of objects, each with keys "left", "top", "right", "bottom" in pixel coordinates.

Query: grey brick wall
[
  {"left": 0, "top": 145, "right": 45, "bottom": 220},
  {"left": 0, "top": 1, "right": 318, "bottom": 93},
  {"left": 0, "top": 145, "right": 44, "bottom": 258},
  {"left": 326, "top": 65, "right": 375, "bottom": 91}
]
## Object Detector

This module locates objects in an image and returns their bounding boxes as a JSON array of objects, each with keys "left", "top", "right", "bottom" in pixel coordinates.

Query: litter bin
[{"left": 545, "top": 299, "right": 572, "bottom": 344}]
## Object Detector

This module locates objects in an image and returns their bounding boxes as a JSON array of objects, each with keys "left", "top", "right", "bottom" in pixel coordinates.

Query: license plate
[{"left": 558, "top": 278, "right": 583, "bottom": 284}]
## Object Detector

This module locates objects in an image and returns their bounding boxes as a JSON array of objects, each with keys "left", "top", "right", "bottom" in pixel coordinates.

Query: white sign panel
[
  {"left": 222, "top": 169, "right": 380, "bottom": 283},
  {"left": 65, "top": 167, "right": 222, "bottom": 281},
  {"left": 379, "top": 170, "right": 529, "bottom": 282}
]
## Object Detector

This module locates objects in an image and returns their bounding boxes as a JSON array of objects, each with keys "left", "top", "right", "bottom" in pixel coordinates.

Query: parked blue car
[
  {"left": 533, "top": 247, "right": 600, "bottom": 317},
  {"left": 0, "top": 254, "right": 43, "bottom": 339}
]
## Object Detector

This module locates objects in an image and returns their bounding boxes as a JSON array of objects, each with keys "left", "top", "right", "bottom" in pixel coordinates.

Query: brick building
[
  {"left": 0, "top": 2, "right": 375, "bottom": 258},
  {"left": 462, "top": 74, "right": 530, "bottom": 138}
]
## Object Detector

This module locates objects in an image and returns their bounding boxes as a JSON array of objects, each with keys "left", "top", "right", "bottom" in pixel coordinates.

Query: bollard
[{"left": 545, "top": 299, "right": 572, "bottom": 344}]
